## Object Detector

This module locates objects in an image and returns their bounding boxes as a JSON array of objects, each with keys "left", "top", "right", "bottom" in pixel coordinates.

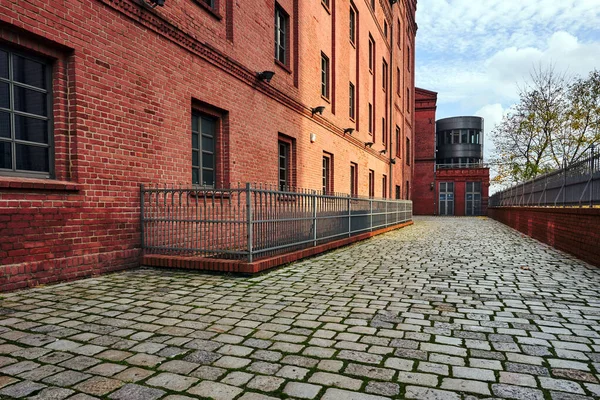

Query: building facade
[
  {"left": 414, "top": 91, "right": 489, "bottom": 216},
  {"left": 0, "top": 0, "right": 417, "bottom": 290}
]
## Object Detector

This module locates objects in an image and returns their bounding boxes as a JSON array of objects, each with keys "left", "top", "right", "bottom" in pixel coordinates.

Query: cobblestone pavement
[{"left": 1, "top": 217, "right": 600, "bottom": 400}]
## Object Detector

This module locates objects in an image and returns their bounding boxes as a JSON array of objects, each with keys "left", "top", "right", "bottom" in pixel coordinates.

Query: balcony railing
[
  {"left": 436, "top": 162, "right": 488, "bottom": 170},
  {"left": 141, "top": 183, "right": 413, "bottom": 262}
]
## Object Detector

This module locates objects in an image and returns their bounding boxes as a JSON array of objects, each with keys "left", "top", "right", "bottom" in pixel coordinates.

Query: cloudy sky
[{"left": 415, "top": 0, "right": 600, "bottom": 161}]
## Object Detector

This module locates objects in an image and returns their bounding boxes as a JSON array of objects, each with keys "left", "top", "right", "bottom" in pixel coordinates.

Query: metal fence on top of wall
[
  {"left": 489, "top": 149, "right": 600, "bottom": 208},
  {"left": 141, "top": 183, "right": 413, "bottom": 262}
]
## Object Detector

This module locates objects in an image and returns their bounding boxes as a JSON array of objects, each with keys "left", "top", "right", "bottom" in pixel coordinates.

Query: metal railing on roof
[
  {"left": 141, "top": 183, "right": 413, "bottom": 262},
  {"left": 489, "top": 149, "right": 600, "bottom": 208}
]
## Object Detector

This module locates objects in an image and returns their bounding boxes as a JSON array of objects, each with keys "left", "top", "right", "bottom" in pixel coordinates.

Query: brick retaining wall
[{"left": 488, "top": 207, "right": 600, "bottom": 268}]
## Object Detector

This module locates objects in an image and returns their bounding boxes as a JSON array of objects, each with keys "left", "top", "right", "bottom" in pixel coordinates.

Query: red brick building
[
  {"left": 414, "top": 88, "right": 489, "bottom": 216},
  {"left": 0, "top": 0, "right": 417, "bottom": 290}
]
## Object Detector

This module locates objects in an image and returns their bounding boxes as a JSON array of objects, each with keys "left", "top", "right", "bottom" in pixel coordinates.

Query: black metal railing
[
  {"left": 489, "top": 149, "right": 600, "bottom": 207},
  {"left": 141, "top": 183, "right": 413, "bottom": 262}
]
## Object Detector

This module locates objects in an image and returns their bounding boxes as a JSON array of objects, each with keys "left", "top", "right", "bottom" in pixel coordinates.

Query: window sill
[
  {"left": 192, "top": 0, "right": 223, "bottom": 20},
  {"left": 320, "top": 95, "right": 331, "bottom": 104},
  {"left": 321, "top": 2, "right": 331, "bottom": 14},
  {"left": 0, "top": 176, "right": 80, "bottom": 191},
  {"left": 275, "top": 59, "right": 292, "bottom": 74}
]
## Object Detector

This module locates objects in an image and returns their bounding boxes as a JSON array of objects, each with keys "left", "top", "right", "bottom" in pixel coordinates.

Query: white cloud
[{"left": 474, "top": 103, "right": 505, "bottom": 161}]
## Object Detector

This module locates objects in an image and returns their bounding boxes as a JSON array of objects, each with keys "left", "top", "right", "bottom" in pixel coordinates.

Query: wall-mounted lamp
[
  {"left": 311, "top": 106, "right": 326, "bottom": 116},
  {"left": 430, "top": 182, "right": 435, "bottom": 190},
  {"left": 257, "top": 71, "right": 275, "bottom": 83},
  {"left": 379, "top": 149, "right": 387, "bottom": 155},
  {"left": 390, "top": 158, "right": 396, "bottom": 164},
  {"left": 141, "top": 0, "right": 165, "bottom": 8},
  {"left": 365, "top": 142, "right": 374, "bottom": 148},
  {"left": 344, "top": 128, "right": 355, "bottom": 135},
  {"left": 390, "top": 0, "right": 398, "bottom": 4}
]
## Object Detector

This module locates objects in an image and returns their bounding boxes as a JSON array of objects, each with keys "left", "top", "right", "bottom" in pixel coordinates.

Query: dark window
[
  {"left": 382, "top": 117, "right": 386, "bottom": 147},
  {"left": 382, "top": 175, "right": 387, "bottom": 198},
  {"left": 279, "top": 140, "right": 290, "bottom": 191},
  {"left": 323, "top": 153, "right": 333, "bottom": 194},
  {"left": 384, "top": 21, "right": 388, "bottom": 39},
  {"left": 322, "top": 0, "right": 329, "bottom": 8},
  {"left": 395, "top": 185, "right": 400, "bottom": 199},
  {"left": 407, "top": 45, "right": 411, "bottom": 71},
  {"left": 321, "top": 53, "right": 330, "bottom": 99},
  {"left": 406, "top": 87, "right": 410, "bottom": 113},
  {"left": 370, "top": 0, "right": 375, "bottom": 9},
  {"left": 0, "top": 47, "right": 52, "bottom": 177},
  {"left": 349, "top": 82, "right": 355, "bottom": 119},
  {"left": 368, "top": 170, "right": 374, "bottom": 198},
  {"left": 200, "top": 0, "right": 214, "bottom": 8},
  {"left": 382, "top": 60, "right": 388, "bottom": 92},
  {"left": 192, "top": 113, "right": 217, "bottom": 187},
  {"left": 395, "top": 126, "right": 400, "bottom": 156},
  {"left": 396, "top": 67, "right": 401, "bottom": 96},
  {"left": 275, "top": 5, "right": 288, "bottom": 65},
  {"left": 397, "top": 18, "right": 401, "bottom": 48},
  {"left": 350, "top": 162, "right": 358, "bottom": 197},
  {"left": 406, "top": 137, "right": 410, "bottom": 165},
  {"left": 368, "top": 103, "right": 373, "bottom": 134},
  {"left": 406, "top": 180, "right": 409, "bottom": 199},
  {"left": 368, "top": 37, "right": 374, "bottom": 72},
  {"left": 349, "top": 8, "right": 356, "bottom": 44}
]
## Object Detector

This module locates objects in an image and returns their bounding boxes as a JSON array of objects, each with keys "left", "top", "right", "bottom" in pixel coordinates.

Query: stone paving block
[
  {"left": 145, "top": 372, "right": 197, "bottom": 391},
  {"left": 0, "top": 375, "right": 19, "bottom": 389},
  {"left": 452, "top": 366, "right": 496, "bottom": 381},
  {"left": 441, "top": 378, "right": 491, "bottom": 395},
  {"left": 237, "top": 393, "right": 281, "bottom": 400},
  {"left": 18, "top": 364, "right": 64, "bottom": 381},
  {"left": 499, "top": 371, "right": 537, "bottom": 387},
  {"left": 309, "top": 371, "right": 362, "bottom": 390},
  {"left": 247, "top": 361, "right": 281, "bottom": 375},
  {"left": 404, "top": 386, "right": 461, "bottom": 400},
  {"left": 283, "top": 382, "right": 322, "bottom": 399},
  {"left": 397, "top": 371, "right": 439, "bottom": 387},
  {"left": 492, "top": 383, "right": 545, "bottom": 400},
  {"left": 158, "top": 360, "right": 198, "bottom": 375},
  {"left": 43, "top": 370, "right": 90, "bottom": 386},
  {"left": 345, "top": 363, "right": 395, "bottom": 380},
  {"left": 539, "top": 377, "right": 585, "bottom": 394},
  {"left": 108, "top": 383, "right": 165, "bottom": 400},
  {"left": 113, "top": 367, "right": 155, "bottom": 382},
  {"left": 183, "top": 350, "right": 221, "bottom": 364},
  {"left": 246, "top": 375, "right": 285, "bottom": 392},
  {"left": 276, "top": 365, "right": 310, "bottom": 380},
  {"left": 28, "top": 387, "right": 74, "bottom": 400},
  {"left": 320, "top": 388, "right": 390, "bottom": 399},
  {"left": 551, "top": 368, "right": 598, "bottom": 383},
  {"left": 384, "top": 357, "right": 414, "bottom": 371},
  {"left": 188, "top": 381, "right": 243, "bottom": 400},
  {"left": 59, "top": 356, "right": 101, "bottom": 370},
  {"left": 0, "top": 380, "right": 46, "bottom": 398},
  {"left": 221, "top": 371, "right": 254, "bottom": 386},
  {"left": 74, "top": 376, "right": 124, "bottom": 396},
  {"left": 86, "top": 362, "right": 128, "bottom": 377},
  {"left": 317, "top": 359, "right": 344, "bottom": 372}
]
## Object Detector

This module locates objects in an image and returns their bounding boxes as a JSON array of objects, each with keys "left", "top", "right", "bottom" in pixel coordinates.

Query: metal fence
[
  {"left": 141, "top": 183, "right": 413, "bottom": 262},
  {"left": 489, "top": 150, "right": 600, "bottom": 207}
]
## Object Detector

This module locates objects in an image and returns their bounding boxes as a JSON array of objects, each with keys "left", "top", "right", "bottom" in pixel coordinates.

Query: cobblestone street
[{"left": 1, "top": 216, "right": 600, "bottom": 399}]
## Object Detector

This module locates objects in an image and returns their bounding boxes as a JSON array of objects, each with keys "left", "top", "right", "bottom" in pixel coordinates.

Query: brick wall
[
  {"left": 488, "top": 207, "right": 600, "bottom": 268},
  {"left": 0, "top": 0, "right": 417, "bottom": 290},
  {"left": 413, "top": 88, "right": 437, "bottom": 214}
]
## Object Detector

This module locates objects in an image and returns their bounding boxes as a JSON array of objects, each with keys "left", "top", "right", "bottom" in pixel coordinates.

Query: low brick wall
[
  {"left": 488, "top": 207, "right": 600, "bottom": 268},
  {"left": 143, "top": 221, "right": 414, "bottom": 274}
]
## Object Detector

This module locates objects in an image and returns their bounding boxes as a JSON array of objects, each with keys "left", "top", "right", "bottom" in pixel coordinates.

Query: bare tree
[{"left": 491, "top": 66, "right": 600, "bottom": 186}]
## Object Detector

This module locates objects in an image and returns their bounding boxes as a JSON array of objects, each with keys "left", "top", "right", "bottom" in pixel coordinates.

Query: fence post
[
  {"left": 312, "top": 190, "right": 317, "bottom": 247},
  {"left": 140, "top": 184, "right": 145, "bottom": 251},
  {"left": 246, "top": 183, "right": 253, "bottom": 263},
  {"left": 370, "top": 199, "right": 373, "bottom": 231},
  {"left": 385, "top": 200, "right": 388, "bottom": 227},
  {"left": 562, "top": 159, "right": 567, "bottom": 207},
  {"left": 591, "top": 145, "right": 595, "bottom": 207},
  {"left": 348, "top": 196, "right": 352, "bottom": 237}
]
